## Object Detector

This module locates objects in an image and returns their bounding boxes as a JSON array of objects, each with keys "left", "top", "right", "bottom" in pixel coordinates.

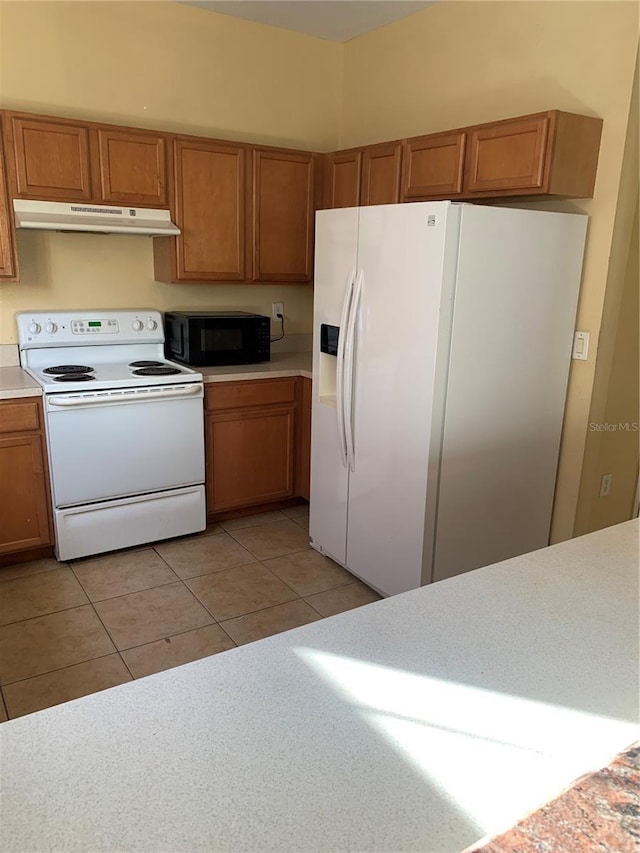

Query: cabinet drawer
[
  {"left": 0, "top": 399, "right": 41, "bottom": 434},
  {"left": 206, "top": 378, "right": 297, "bottom": 412}
]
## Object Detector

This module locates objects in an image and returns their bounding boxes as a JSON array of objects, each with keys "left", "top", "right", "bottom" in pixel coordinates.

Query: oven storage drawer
[{"left": 54, "top": 485, "right": 206, "bottom": 561}]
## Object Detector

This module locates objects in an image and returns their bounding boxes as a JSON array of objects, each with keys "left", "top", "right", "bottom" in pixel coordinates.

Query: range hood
[{"left": 13, "top": 200, "right": 181, "bottom": 236}]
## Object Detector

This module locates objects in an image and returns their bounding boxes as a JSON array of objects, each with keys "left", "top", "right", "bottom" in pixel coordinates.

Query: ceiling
[{"left": 179, "top": 1, "right": 434, "bottom": 42}]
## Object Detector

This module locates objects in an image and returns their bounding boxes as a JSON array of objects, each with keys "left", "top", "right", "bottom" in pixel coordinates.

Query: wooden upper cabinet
[
  {"left": 463, "top": 111, "right": 602, "bottom": 198},
  {"left": 324, "top": 150, "right": 362, "bottom": 209},
  {"left": 466, "top": 116, "right": 549, "bottom": 192},
  {"left": 6, "top": 114, "right": 93, "bottom": 201},
  {"left": 0, "top": 136, "right": 18, "bottom": 280},
  {"left": 402, "top": 131, "right": 466, "bottom": 200},
  {"left": 96, "top": 128, "right": 168, "bottom": 206},
  {"left": 252, "top": 149, "right": 314, "bottom": 282},
  {"left": 360, "top": 141, "right": 402, "bottom": 206},
  {"left": 155, "top": 138, "right": 246, "bottom": 283}
]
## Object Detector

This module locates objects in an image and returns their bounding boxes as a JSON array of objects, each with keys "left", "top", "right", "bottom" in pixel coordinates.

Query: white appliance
[
  {"left": 310, "top": 202, "right": 587, "bottom": 597},
  {"left": 13, "top": 200, "right": 180, "bottom": 236},
  {"left": 18, "top": 309, "right": 206, "bottom": 561}
]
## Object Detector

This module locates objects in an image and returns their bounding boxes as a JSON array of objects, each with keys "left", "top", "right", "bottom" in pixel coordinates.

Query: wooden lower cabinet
[
  {"left": 295, "top": 377, "right": 311, "bottom": 501},
  {"left": 205, "top": 377, "right": 311, "bottom": 515},
  {"left": 0, "top": 399, "right": 53, "bottom": 555}
]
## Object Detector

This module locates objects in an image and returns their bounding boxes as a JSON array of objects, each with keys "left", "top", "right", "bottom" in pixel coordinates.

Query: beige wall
[
  {"left": 575, "top": 201, "right": 639, "bottom": 532},
  {"left": 340, "top": 1, "right": 639, "bottom": 541},
  {"left": 0, "top": 0, "right": 341, "bottom": 343}
]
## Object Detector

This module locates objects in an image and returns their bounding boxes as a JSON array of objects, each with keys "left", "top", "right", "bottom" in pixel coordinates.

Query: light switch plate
[{"left": 572, "top": 331, "right": 590, "bottom": 360}]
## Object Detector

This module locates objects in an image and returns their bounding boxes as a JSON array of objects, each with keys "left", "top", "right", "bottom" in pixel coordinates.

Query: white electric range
[{"left": 18, "top": 309, "right": 206, "bottom": 561}]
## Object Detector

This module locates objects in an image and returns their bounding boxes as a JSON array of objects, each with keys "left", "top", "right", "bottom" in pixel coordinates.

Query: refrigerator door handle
[
  {"left": 336, "top": 266, "right": 356, "bottom": 468},
  {"left": 344, "top": 269, "right": 363, "bottom": 472}
]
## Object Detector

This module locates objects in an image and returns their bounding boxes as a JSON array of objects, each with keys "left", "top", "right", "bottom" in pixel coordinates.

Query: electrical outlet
[
  {"left": 272, "top": 302, "right": 284, "bottom": 321},
  {"left": 599, "top": 473, "right": 612, "bottom": 497}
]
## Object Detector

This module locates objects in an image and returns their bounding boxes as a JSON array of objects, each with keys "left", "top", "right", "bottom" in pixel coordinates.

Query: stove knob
[
  {"left": 146, "top": 319, "right": 158, "bottom": 331},
  {"left": 132, "top": 320, "right": 144, "bottom": 332},
  {"left": 44, "top": 322, "right": 57, "bottom": 334},
  {"left": 28, "top": 322, "right": 41, "bottom": 335}
]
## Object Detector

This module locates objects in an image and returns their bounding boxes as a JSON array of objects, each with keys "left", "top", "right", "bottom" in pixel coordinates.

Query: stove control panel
[
  {"left": 17, "top": 310, "right": 165, "bottom": 348},
  {"left": 72, "top": 319, "right": 120, "bottom": 335}
]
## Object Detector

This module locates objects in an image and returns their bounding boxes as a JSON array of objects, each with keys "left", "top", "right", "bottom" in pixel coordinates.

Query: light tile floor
[{"left": 0, "top": 506, "right": 381, "bottom": 722}]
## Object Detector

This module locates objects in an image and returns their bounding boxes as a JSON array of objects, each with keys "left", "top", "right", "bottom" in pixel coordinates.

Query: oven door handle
[{"left": 47, "top": 383, "right": 204, "bottom": 407}]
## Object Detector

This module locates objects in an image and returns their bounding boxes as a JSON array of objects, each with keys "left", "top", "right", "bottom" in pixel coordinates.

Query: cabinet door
[
  {"left": 324, "top": 150, "right": 362, "bottom": 209},
  {"left": 206, "top": 405, "right": 295, "bottom": 511},
  {"left": 252, "top": 149, "right": 314, "bottom": 282},
  {"left": 170, "top": 139, "right": 246, "bottom": 282},
  {"left": 465, "top": 116, "right": 549, "bottom": 192},
  {"left": 0, "top": 136, "right": 17, "bottom": 280},
  {"left": 0, "top": 434, "right": 52, "bottom": 554},
  {"left": 402, "top": 132, "right": 466, "bottom": 200},
  {"left": 295, "top": 377, "right": 312, "bottom": 500},
  {"left": 97, "top": 127, "right": 168, "bottom": 206},
  {"left": 360, "top": 141, "right": 402, "bottom": 206},
  {"left": 7, "top": 114, "right": 93, "bottom": 201}
]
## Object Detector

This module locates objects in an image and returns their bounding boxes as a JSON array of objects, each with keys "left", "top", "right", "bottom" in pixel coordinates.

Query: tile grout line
[
  {"left": 118, "top": 621, "right": 239, "bottom": 658},
  {"left": 185, "top": 568, "right": 302, "bottom": 625},
  {"left": 0, "top": 650, "right": 121, "bottom": 690}
]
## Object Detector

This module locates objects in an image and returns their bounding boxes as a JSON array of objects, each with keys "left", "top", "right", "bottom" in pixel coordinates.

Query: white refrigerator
[{"left": 309, "top": 201, "right": 587, "bottom": 597}]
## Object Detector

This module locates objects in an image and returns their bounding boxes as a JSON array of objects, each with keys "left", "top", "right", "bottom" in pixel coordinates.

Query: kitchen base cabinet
[
  {"left": 205, "top": 377, "right": 311, "bottom": 516},
  {"left": 0, "top": 399, "right": 53, "bottom": 556},
  {"left": 295, "top": 377, "right": 311, "bottom": 501},
  {"left": 207, "top": 406, "right": 295, "bottom": 511}
]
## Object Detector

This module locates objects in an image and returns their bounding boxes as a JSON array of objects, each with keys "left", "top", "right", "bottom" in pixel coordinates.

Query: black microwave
[{"left": 164, "top": 311, "right": 271, "bottom": 367}]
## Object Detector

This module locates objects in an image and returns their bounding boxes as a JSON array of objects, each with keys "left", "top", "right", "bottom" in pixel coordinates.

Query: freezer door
[
  {"left": 310, "top": 208, "right": 359, "bottom": 565},
  {"left": 432, "top": 204, "right": 587, "bottom": 582},
  {"left": 345, "top": 202, "right": 459, "bottom": 595}
]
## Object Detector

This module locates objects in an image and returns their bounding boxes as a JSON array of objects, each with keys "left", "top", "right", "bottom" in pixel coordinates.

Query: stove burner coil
[
  {"left": 44, "top": 365, "right": 94, "bottom": 375},
  {"left": 54, "top": 374, "right": 96, "bottom": 382},
  {"left": 132, "top": 366, "right": 182, "bottom": 376},
  {"left": 128, "top": 361, "right": 165, "bottom": 368}
]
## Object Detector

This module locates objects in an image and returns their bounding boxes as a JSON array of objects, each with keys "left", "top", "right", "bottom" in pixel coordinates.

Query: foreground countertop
[
  {"left": 1, "top": 520, "right": 638, "bottom": 852},
  {"left": 0, "top": 365, "right": 42, "bottom": 400},
  {"left": 200, "top": 351, "right": 311, "bottom": 382}
]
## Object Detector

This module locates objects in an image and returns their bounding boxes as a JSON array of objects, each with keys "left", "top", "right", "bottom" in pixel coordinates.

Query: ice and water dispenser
[{"left": 318, "top": 323, "right": 340, "bottom": 404}]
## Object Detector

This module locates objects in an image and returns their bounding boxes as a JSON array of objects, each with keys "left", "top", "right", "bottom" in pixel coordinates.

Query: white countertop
[
  {"left": 200, "top": 351, "right": 311, "bottom": 382},
  {"left": 0, "top": 366, "right": 42, "bottom": 399},
  {"left": 1, "top": 520, "right": 638, "bottom": 852},
  {"left": 0, "top": 354, "right": 311, "bottom": 400}
]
